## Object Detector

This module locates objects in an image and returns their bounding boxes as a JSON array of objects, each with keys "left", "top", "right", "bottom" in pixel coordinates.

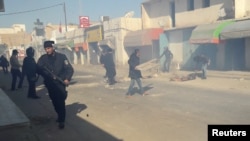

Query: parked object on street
[{"left": 170, "top": 73, "right": 197, "bottom": 82}]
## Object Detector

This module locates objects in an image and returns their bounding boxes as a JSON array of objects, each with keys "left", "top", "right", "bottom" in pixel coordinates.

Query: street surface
[{"left": 0, "top": 64, "right": 250, "bottom": 141}]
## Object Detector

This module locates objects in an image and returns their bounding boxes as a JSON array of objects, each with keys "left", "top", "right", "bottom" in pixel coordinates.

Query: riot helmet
[{"left": 26, "top": 47, "right": 35, "bottom": 57}]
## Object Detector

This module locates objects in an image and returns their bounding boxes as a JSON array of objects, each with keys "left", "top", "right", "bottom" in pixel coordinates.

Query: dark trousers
[
  {"left": 104, "top": 66, "right": 108, "bottom": 78},
  {"left": 127, "top": 78, "right": 143, "bottom": 94},
  {"left": 11, "top": 69, "right": 23, "bottom": 90},
  {"left": 46, "top": 82, "right": 67, "bottom": 123},
  {"left": 163, "top": 59, "right": 171, "bottom": 72},
  {"left": 27, "top": 79, "right": 36, "bottom": 97},
  {"left": 2, "top": 66, "right": 8, "bottom": 73},
  {"left": 201, "top": 63, "right": 208, "bottom": 79},
  {"left": 106, "top": 66, "right": 116, "bottom": 85}
]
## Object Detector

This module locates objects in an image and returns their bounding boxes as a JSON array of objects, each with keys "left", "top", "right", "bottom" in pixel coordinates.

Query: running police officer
[{"left": 37, "top": 40, "right": 74, "bottom": 129}]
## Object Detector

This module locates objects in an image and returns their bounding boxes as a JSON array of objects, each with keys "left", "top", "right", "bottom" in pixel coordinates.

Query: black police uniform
[
  {"left": 0, "top": 55, "right": 9, "bottom": 73},
  {"left": 22, "top": 47, "right": 40, "bottom": 99},
  {"left": 37, "top": 41, "right": 74, "bottom": 129},
  {"left": 10, "top": 49, "right": 23, "bottom": 90},
  {"left": 102, "top": 49, "right": 116, "bottom": 85}
]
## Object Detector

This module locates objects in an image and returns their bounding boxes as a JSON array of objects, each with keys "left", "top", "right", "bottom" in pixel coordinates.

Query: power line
[{"left": 0, "top": 3, "right": 63, "bottom": 16}]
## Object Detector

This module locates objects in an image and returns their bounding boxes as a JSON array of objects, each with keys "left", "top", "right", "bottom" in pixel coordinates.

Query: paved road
[
  {"left": 1, "top": 65, "right": 250, "bottom": 141},
  {"left": 68, "top": 70, "right": 250, "bottom": 141}
]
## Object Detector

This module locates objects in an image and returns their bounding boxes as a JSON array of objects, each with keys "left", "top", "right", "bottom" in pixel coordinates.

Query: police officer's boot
[{"left": 58, "top": 122, "right": 65, "bottom": 129}]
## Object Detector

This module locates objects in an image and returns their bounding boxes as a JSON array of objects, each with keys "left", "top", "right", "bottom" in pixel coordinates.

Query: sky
[{"left": 0, "top": 0, "right": 144, "bottom": 32}]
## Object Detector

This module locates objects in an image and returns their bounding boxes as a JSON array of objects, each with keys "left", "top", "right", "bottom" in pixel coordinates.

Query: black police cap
[
  {"left": 26, "top": 47, "right": 35, "bottom": 56},
  {"left": 12, "top": 49, "right": 18, "bottom": 54},
  {"left": 44, "top": 40, "right": 55, "bottom": 48}
]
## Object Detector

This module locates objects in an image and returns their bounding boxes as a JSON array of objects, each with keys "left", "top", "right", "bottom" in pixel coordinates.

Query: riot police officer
[
  {"left": 37, "top": 40, "right": 74, "bottom": 129},
  {"left": 10, "top": 49, "right": 23, "bottom": 90},
  {"left": 102, "top": 48, "right": 116, "bottom": 85},
  {"left": 22, "top": 47, "right": 40, "bottom": 99}
]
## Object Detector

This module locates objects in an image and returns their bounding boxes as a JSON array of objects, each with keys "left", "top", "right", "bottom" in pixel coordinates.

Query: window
[
  {"left": 187, "top": 0, "right": 194, "bottom": 11},
  {"left": 202, "top": 0, "right": 210, "bottom": 8},
  {"left": 170, "top": 1, "right": 176, "bottom": 27},
  {"left": 0, "top": 0, "right": 5, "bottom": 12}
]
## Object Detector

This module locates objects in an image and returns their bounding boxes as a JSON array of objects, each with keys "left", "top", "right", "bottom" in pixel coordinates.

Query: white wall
[
  {"left": 168, "top": 30, "right": 183, "bottom": 66},
  {"left": 141, "top": 0, "right": 172, "bottom": 29},
  {"left": 0, "top": 24, "right": 26, "bottom": 34},
  {"left": 142, "top": 0, "right": 237, "bottom": 29},
  {"left": 66, "top": 28, "right": 85, "bottom": 44},
  {"left": 103, "top": 18, "right": 142, "bottom": 65},
  {"left": 176, "top": 0, "right": 233, "bottom": 27},
  {"left": 235, "top": 0, "right": 250, "bottom": 18}
]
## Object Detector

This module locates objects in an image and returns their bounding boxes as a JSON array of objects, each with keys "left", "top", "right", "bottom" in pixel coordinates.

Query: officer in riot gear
[
  {"left": 10, "top": 49, "right": 23, "bottom": 90},
  {"left": 22, "top": 47, "right": 40, "bottom": 99},
  {"left": 37, "top": 40, "right": 74, "bottom": 129}
]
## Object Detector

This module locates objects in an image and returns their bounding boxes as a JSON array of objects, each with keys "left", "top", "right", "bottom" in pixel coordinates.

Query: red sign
[{"left": 79, "top": 16, "right": 90, "bottom": 28}]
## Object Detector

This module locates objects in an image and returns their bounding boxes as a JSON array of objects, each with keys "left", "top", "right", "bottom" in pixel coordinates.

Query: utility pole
[
  {"left": 63, "top": 2, "right": 68, "bottom": 32},
  {"left": 0, "top": 0, "right": 5, "bottom": 12}
]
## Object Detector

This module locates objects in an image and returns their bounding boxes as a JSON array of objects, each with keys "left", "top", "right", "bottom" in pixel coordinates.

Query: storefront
[
  {"left": 189, "top": 20, "right": 235, "bottom": 70},
  {"left": 220, "top": 19, "right": 250, "bottom": 70},
  {"left": 85, "top": 25, "right": 103, "bottom": 65},
  {"left": 123, "top": 28, "right": 163, "bottom": 63}
]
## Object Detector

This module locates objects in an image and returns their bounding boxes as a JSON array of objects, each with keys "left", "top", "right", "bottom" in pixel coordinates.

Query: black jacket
[
  {"left": 0, "top": 56, "right": 9, "bottom": 67},
  {"left": 160, "top": 49, "right": 173, "bottom": 61},
  {"left": 128, "top": 53, "right": 142, "bottom": 79},
  {"left": 103, "top": 52, "right": 115, "bottom": 68},
  {"left": 37, "top": 52, "right": 74, "bottom": 85},
  {"left": 22, "top": 56, "right": 37, "bottom": 81}
]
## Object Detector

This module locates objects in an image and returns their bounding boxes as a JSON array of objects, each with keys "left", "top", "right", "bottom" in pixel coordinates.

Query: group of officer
[
  {"left": 9, "top": 40, "right": 74, "bottom": 129},
  {"left": 100, "top": 47, "right": 116, "bottom": 85}
]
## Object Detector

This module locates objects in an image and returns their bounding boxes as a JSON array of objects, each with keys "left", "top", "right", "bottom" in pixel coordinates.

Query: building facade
[
  {"left": 101, "top": 17, "right": 142, "bottom": 65},
  {"left": 0, "top": 24, "right": 31, "bottom": 59},
  {"left": 142, "top": 0, "right": 250, "bottom": 70}
]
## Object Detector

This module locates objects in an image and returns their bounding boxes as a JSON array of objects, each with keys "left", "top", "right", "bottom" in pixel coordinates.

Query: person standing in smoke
[
  {"left": 100, "top": 49, "right": 108, "bottom": 79},
  {"left": 159, "top": 47, "right": 173, "bottom": 72}
]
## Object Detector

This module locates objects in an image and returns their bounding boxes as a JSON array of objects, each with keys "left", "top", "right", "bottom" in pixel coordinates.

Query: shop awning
[
  {"left": 220, "top": 20, "right": 250, "bottom": 40},
  {"left": 190, "top": 20, "right": 234, "bottom": 44},
  {"left": 98, "top": 38, "right": 115, "bottom": 49},
  {"left": 124, "top": 28, "right": 163, "bottom": 47}
]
